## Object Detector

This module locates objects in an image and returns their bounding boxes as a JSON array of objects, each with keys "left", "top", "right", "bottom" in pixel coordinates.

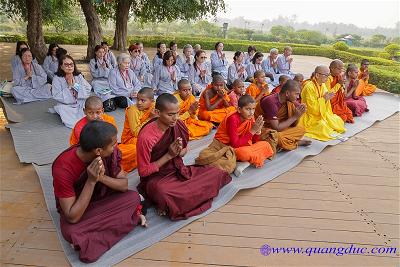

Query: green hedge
[
  {"left": 369, "top": 66, "right": 400, "bottom": 94},
  {"left": 1, "top": 33, "right": 399, "bottom": 93}
]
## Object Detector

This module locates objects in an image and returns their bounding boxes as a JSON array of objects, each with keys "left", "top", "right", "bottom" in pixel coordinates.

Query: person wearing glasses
[
  {"left": 52, "top": 55, "right": 92, "bottom": 128},
  {"left": 11, "top": 48, "right": 51, "bottom": 104},
  {"left": 227, "top": 51, "right": 247, "bottom": 87},
  {"left": 128, "top": 44, "right": 151, "bottom": 87},
  {"left": 210, "top": 42, "right": 228, "bottom": 80},
  {"left": 298, "top": 65, "right": 345, "bottom": 141},
  {"left": 356, "top": 59, "right": 376, "bottom": 96},
  {"left": 175, "top": 44, "right": 194, "bottom": 80},
  {"left": 189, "top": 50, "right": 212, "bottom": 96},
  {"left": 326, "top": 59, "right": 354, "bottom": 123},
  {"left": 42, "top": 43, "right": 60, "bottom": 82},
  {"left": 151, "top": 50, "right": 181, "bottom": 95}
]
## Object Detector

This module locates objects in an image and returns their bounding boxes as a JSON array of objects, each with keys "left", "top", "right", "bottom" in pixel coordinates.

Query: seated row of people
[{"left": 54, "top": 55, "right": 378, "bottom": 262}]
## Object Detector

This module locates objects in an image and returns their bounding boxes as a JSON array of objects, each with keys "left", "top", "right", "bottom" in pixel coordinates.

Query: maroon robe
[
  {"left": 52, "top": 145, "right": 141, "bottom": 263},
  {"left": 137, "top": 119, "right": 232, "bottom": 220},
  {"left": 345, "top": 81, "right": 368, "bottom": 117}
]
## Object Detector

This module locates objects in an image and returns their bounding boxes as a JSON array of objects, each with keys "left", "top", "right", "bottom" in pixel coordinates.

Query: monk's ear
[{"left": 154, "top": 108, "right": 161, "bottom": 116}]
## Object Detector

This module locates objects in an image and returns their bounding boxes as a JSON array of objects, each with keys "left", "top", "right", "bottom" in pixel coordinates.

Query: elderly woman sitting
[{"left": 100, "top": 53, "right": 142, "bottom": 112}]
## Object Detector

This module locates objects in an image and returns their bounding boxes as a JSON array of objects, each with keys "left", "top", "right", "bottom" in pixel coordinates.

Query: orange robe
[
  {"left": 214, "top": 112, "right": 273, "bottom": 168},
  {"left": 326, "top": 75, "right": 354, "bottom": 123},
  {"left": 69, "top": 114, "right": 117, "bottom": 145},
  {"left": 173, "top": 92, "right": 214, "bottom": 140},
  {"left": 271, "top": 85, "right": 282, "bottom": 94},
  {"left": 119, "top": 104, "right": 154, "bottom": 172},
  {"left": 259, "top": 98, "right": 305, "bottom": 151},
  {"left": 246, "top": 82, "right": 270, "bottom": 100},
  {"left": 198, "top": 84, "right": 236, "bottom": 123},
  {"left": 356, "top": 70, "right": 377, "bottom": 96}
]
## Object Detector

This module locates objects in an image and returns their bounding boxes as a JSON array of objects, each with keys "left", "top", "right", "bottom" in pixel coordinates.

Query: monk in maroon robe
[
  {"left": 136, "top": 93, "right": 232, "bottom": 220},
  {"left": 52, "top": 121, "right": 147, "bottom": 263}
]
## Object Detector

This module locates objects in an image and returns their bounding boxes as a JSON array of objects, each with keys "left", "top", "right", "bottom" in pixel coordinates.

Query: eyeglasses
[
  {"left": 133, "top": 50, "right": 140, "bottom": 52},
  {"left": 317, "top": 72, "right": 330, "bottom": 77},
  {"left": 63, "top": 63, "right": 74, "bottom": 67},
  {"left": 200, "top": 56, "right": 207, "bottom": 59}
]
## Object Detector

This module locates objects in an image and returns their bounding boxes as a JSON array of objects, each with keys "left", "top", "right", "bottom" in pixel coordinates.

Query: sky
[{"left": 218, "top": 0, "right": 399, "bottom": 29}]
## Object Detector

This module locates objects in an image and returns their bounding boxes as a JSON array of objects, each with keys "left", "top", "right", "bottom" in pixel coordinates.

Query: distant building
[{"left": 337, "top": 35, "right": 354, "bottom": 46}]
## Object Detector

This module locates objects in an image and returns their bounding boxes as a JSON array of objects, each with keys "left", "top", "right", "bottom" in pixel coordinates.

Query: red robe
[
  {"left": 136, "top": 119, "right": 232, "bottom": 220},
  {"left": 52, "top": 146, "right": 141, "bottom": 263},
  {"left": 345, "top": 80, "right": 368, "bottom": 117}
]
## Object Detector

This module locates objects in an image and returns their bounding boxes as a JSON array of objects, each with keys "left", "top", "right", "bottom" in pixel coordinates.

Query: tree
[
  {"left": 25, "top": 0, "right": 47, "bottom": 62},
  {"left": 110, "top": 0, "right": 225, "bottom": 51},
  {"left": 370, "top": 34, "right": 387, "bottom": 46},
  {"left": 79, "top": 0, "right": 104, "bottom": 59},
  {"left": 112, "top": 0, "right": 132, "bottom": 51},
  {"left": 0, "top": 0, "right": 78, "bottom": 61}
]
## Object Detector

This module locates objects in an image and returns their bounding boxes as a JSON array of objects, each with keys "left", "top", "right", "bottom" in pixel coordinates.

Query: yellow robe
[
  {"left": 298, "top": 79, "right": 346, "bottom": 141},
  {"left": 173, "top": 93, "right": 214, "bottom": 140},
  {"left": 119, "top": 104, "right": 154, "bottom": 172}
]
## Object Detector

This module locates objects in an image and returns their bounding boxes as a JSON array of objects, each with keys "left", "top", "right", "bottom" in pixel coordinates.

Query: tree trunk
[
  {"left": 26, "top": 0, "right": 47, "bottom": 64},
  {"left": 112, "top": 0, "right": 132, "bottom": 51},
  {"left": 79, "top": 0, "right": 103, "bottom": 60}
]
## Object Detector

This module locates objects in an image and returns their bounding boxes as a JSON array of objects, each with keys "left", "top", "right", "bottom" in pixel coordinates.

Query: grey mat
[
  {"left": 0, "top": 96, "right": 58, "bottom": 123},
  {"left": 6, "top": 108, "right": 126, "bottom": 165},
  {"left": 33, "top": 92, "right": 399, "bottom": 266}
]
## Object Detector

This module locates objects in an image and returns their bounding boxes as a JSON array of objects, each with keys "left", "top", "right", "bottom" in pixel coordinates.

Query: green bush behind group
[{"left": 1, "top": 33, "right": 399, "bottom": 93}]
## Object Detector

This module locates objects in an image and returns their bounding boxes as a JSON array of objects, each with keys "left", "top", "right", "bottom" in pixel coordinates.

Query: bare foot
[
  {"left": 298, "top": 139, "right": 312, "bottom": 146},
  {"left": 139, "top": 214, "right": 148, "bottom": 227},
  {"left": 157, "top": 209, "right": 167, "bottom": 216}
]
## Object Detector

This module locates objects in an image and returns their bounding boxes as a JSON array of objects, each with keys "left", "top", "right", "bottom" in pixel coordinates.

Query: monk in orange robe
[
  {"left": 215, "top": 95, "right": 274, "bottom": 168},
  {"left": 326, "top": 59, "right": 354, "bottom": 123},
  {"left": 356, "top": 59, "right": 377, "bottom": 96},
  {"left": 119, "top": 87, "right": 155, "bottom": 172},
  {"left": 255, "top": 80, "right": 311, "bottom": 151},
  {"left": 246, "top": 70, "right": 270, "bottom": 102},
  {"left": 70, "top": 96, "right": 117, "bottom": 145},
  {"left": 228, "top": 79, "right": 246, "bottom": 108},
  {"left": 271, "top": 75, "right": 290, "bottom": 94},
  {"left": 173, "top": 79, "right": 213, "bottom": 140},
  {"left": 198, "top": 74, "right": 236, "bottom": 124}
]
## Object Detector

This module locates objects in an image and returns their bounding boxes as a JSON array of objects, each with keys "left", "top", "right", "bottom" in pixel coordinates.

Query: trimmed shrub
[
  {"left": 384, "top": 43, "right": 400, "bottom": 58},
  {"left": 333, "top": 41, "right": 349, "bottom": 51},
  {"left": 369, "top": 65, "right": 400, "bottom": 94}
]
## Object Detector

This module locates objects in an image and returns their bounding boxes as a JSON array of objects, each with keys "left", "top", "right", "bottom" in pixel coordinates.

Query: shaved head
[
  {"left": 138, "top": 87, "right": 154, "bottom": 100},
  {"left": 85, "top": 96, "right": 103, "bottom": 110},
  {"left": 315, "top": 65, "right": 329, "bottom": 74},
  {"left": 329, "top": 59, "right": 344, "bottom": 69},
  {"left": 212, "top": 74, "right": 225, "bottom": 84}
]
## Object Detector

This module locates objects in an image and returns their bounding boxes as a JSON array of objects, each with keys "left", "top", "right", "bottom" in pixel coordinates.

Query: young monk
[
  {"left": 271, "top": 75, "right": 290, "bottom": 94},
  {"left": 228, "top": 79, "right": 246, "bottom": 108},
  {"left": 69, "top": 96, "right": 116, "bottom": 145},
  {"left": 326, "top": 59, "right": 354, "bottom": 123},
  {"left": 53, "top": 121, "right": 146, "bottom": 263},
  {"left": 356, "top": 59, "right": 377, "bottom": 96},
  {"left": 293, "top": 73, "right": 304, "bottom": 84},
  {"left": 256, "top": 80, "right": 311, "bottom": 150},
  {"left": 214, "top": 95, "right": 274, "bottom": 169},
  {"left": 246, "top": 70, "right": 270, "bottom": 102},
  {"left": 173, "top": 79, "right": 214, "bottom": 140},
  {"left": 69, "top": 94, "right": 143, "bottom": 172},
  {"left": 344, "top": 64, "right": 369, "bottom": 117},
  {"left": 198, "top": 75, "right": 236, "bottom": 124},
  {"left": 136, "top": 93, "right": 232, "bottom": 220},
  {"left": 119, "top": 87, "right": 156, "bottom": 172},
  {"left": 299, "top": 65, "right": 346, "bottom": 141}
]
